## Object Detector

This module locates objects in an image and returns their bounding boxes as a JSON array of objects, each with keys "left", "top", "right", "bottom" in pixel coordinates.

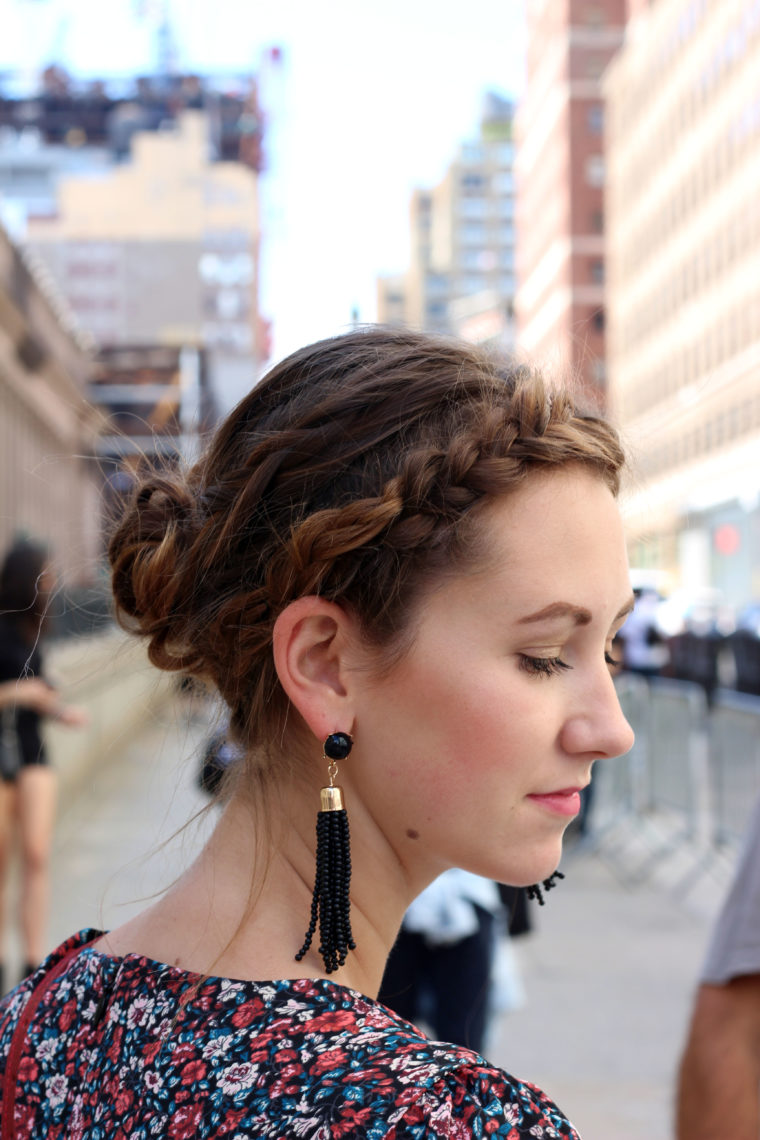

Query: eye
[
  {"left": 519, "top": 655, "right": 572, "bottom": 678},
  {"left": 605, "top": 650, "right": 620, "bottom": 668}
]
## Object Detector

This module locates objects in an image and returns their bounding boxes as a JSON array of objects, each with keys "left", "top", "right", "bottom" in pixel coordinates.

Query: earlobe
[{"left": 272, "top": 597, "right": 356, "bottom": 742}]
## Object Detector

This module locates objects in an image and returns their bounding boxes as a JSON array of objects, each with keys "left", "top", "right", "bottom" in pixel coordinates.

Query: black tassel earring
[
  {"left": 526, "top": 870, "right": 565, "bottom": 906},
  {"left": 295, "top": 732, "right": 356, "bottom": 975}
]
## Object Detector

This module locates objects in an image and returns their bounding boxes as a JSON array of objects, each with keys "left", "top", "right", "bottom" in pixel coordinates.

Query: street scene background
[{"left": 2, "top": 2, "right": 760, "bottom": 1138}]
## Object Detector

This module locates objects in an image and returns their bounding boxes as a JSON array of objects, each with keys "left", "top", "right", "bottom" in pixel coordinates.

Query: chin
[{"left": 499, "top": 845, "right": 563, "bottom": 889}]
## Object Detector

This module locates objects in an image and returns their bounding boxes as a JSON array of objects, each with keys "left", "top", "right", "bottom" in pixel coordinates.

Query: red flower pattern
[{"left": 0, "top": 929, "right": 582, "bottom": 1139}]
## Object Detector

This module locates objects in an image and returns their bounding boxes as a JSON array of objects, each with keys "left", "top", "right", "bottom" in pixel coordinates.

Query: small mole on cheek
[{"left": 406, "top": 829, "right": 420, "bottom": 840}]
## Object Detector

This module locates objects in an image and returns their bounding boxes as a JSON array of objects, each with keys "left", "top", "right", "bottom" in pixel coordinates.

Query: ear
[{"left": 272, "top": 596, "right": 358, "bottom": 744}]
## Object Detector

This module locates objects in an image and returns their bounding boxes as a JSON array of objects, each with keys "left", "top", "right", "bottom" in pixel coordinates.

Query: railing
[
  {"left": 589, "top": 674, "right": 760, "bottom": 891},
  {"left": 709, "top": 689, "right": 760, "bottom": 846}
]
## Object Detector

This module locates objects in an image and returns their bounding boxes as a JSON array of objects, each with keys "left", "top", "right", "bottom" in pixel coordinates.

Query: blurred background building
[
  {"left": 375, "top": 0, "right": 760, "bottom": 639},
  {"left": 3, "top": 0, "right": 760, "bottom": 628},
  {"left": 0, "top": 69, "right": 267, "bottom": 420},
  {"left": 377, "top": 93, "right": 517, "bottom": 352},
  {"left": 605, "top": 0, "right": 760, "bottom": 608},
  {"left": 514, "top": 0, "right": 626, "bottom": 410},
  {"left": 0, "top": 61, "right": 269, "bottom": 582},
  {"left": 0, "top": 218, "right": 102, "bottom": 583}
]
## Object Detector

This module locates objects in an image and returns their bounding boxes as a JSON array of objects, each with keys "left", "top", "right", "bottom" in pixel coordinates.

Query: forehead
[{"left": 472, "top": 468, "right": 628, "bottom": 598}]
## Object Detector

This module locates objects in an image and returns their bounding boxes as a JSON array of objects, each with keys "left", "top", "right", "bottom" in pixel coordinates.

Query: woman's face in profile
[{"left": 347, "top": 467, "right": 635, "bottom": 891}]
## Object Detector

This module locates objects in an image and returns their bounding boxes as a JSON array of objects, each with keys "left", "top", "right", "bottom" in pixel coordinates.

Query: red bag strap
[{"left": 1, "top": 940, "right": 96, "bottom": 1139}]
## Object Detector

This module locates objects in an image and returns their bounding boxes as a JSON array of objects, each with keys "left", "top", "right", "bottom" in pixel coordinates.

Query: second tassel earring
[{"left": 295, "top": 732, "right": 356, "bottom": 974}]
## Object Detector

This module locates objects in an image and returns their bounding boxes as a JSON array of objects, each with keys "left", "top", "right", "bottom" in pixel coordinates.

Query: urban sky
[{"left": 0, "top": 0, "right": 526, "bottom": 362}]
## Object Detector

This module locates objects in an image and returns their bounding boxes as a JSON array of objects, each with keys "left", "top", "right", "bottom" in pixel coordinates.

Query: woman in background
[
  {"left": 0, "top": 540, "right": 84, "bottom": 989},
  {"left": 0, "top": 328, "right": 633, "bottom": 1138}
]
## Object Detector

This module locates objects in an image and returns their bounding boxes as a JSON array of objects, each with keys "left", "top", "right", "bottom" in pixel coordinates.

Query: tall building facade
[
  {"left": 0, "top": 221, "right": 102, "bottom": 582},
  {"left": 0, "top": 70, "right": 265, "bottom": 417},
  {"left": 605, "top": 0, "right": 760, "bottom": 604},
  {"left": 26, "top": 112, "right": 258, "bottom": 350},
  {"left": 514, "top": 0, "right": 626, "bottom": 405},
  {"left": 377, "top": 95, "right": 517, "bottom": 351},
  {"left": 25, "top": 109, "right": 261, "bottom": 413}
]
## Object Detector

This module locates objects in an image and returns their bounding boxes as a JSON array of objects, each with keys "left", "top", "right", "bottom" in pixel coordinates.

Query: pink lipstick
[{"left": 526, "top": 788, "right": 582, "bottom": 817}]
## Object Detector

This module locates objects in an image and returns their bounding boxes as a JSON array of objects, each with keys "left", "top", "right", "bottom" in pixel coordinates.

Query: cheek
[{"left": 371, "top": 663, "right": 533, "bottom": 802}]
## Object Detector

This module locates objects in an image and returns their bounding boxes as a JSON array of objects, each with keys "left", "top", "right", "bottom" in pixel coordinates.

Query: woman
[
  {"left": 0, "top": 541, "right": 85, "bottom": 990},
  {"left": 0, "top": 328, "right": 634, "bottom": 1137}
]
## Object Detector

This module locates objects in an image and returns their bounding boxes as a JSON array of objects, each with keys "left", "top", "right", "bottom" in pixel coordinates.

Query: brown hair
[
  {"left": 0, "top": 538, "right": 52, "bottom": 640},
  {"left": 109, "top": 327, "right": 624, "bottom": 758}
]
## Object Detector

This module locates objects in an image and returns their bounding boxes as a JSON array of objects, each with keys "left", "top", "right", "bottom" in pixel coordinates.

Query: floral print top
[{"left": 0, "top": 929, "right": 581, "bottom": 1139}]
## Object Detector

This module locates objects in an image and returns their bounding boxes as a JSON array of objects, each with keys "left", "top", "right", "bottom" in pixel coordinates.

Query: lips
[{"left": 526, "top": 787, "right": 584, "bottom": 817}]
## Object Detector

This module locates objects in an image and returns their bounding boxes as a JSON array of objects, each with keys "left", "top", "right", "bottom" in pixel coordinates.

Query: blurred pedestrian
[
  {"left": 677, "top": 791, "right": 760, "bottom": 1139},
  {"left": 620, "top": 586, "right": 668, "bottom": 679},
  {"left": 0, "top": 540, "right": 86, "bottom": 990},
  {"left": 0, "top": 328, "right": 635, "bottom": 1138},
  {"left": 378, "top": 870, "right": 505, "bottom": 1054}
]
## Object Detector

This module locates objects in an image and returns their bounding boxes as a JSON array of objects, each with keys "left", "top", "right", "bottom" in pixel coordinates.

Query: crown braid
[{"left": 108, "top": 327, "right": 624, "bottom": 756}]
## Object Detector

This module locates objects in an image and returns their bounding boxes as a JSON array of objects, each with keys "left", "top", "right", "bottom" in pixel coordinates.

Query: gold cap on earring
[{"left": 320, "top": 786, "right": 345, "bottom": 812}]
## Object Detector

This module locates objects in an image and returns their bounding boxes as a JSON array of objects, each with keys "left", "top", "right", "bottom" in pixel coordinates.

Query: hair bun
[{"left": 109, "top": 474, "right": 199, "bottom": 668}]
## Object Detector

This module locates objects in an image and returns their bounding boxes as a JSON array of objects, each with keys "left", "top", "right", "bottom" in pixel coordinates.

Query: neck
[{"left": 103, "top": 776, "right": 437, "bottom": 998}]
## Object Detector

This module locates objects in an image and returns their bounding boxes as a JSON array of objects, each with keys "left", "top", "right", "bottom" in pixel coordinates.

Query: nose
[{"left": 560, "top": 669, "right": 635, "bottom": 760}]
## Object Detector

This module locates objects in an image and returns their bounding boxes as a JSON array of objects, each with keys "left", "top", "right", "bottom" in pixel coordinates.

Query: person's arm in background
[
  {"left": 0, "top": 677, "right": 60, "bottom": 714},
  {"left": 0, "top": 677, "right": 87, "bottom": 723},
  {"left": 677, "top": 974, "right": 760, "bottom": 1140}
]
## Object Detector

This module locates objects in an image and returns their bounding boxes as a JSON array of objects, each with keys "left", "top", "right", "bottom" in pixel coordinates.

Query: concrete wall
[
  {"left": 0, "top": 222, "right": 103, "bottom": 583},
  {"left": 43, "top": 629, "right": 175, "bottom": 799}
]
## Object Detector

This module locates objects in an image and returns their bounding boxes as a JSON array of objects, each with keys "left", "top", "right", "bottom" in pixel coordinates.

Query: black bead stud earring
[{"left": 295, "top": 732, "right": 356, "bottom": 974}]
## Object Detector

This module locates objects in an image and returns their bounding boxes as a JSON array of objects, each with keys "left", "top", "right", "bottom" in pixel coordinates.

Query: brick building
[{"left": 514, "top": 0, "right": 626, "bottom": 405}]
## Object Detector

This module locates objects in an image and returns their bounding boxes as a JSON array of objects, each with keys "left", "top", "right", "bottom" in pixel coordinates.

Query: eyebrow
[{"left": 517, "top": 596, "right": 636, "bottom": 627}]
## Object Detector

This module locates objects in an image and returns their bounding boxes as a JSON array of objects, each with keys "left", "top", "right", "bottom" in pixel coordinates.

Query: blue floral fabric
[{"left": 0, "top": 929, "right": 581, "bottom": 1138}]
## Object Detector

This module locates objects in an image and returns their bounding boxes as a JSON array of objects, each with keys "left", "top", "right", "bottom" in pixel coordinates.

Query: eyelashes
[
  {"left": 519, "top": 651, "right": 621, "bottom": 677},
  {"left": 519, "top": 655, "right": 572, "bottom": 677}
]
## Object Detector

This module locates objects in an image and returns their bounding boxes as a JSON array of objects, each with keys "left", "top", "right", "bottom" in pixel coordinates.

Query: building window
[
  {"left": 460, "top": 172, "right": 485, "bottom": 191},
  {"left": 585, "top": 155, "right": 605, "bottom": 187},
  {"left": 590, "top": 259, "right": 605, "bottom": 284},
  {"left": 461, "top": 221, "right": 486, "bottom": 244},
  {"left": 427, "top": 273, "right": 449, "bottom": 296},
  {"left": 592, "top": 307, "right": 605, "bottom": 332},
  {"left": 588, "top": 105, "right": 604, "bottom": 134},
  {"left": 591, "top": 359, "right": 606, "bottom": 385},
  {"left": 492, "top": 171, "right": 514, "bottom": 194},
  {"left": 462, "top": 275, "right": 485, "bottom": 294},
  {"left": 459, "top": 198, "right": 487, "bottom": 219},
  {"left": 462, "top": 142, "right": 484, "bottom": 163},
  {"left": 586, "top": 55, "right": 606, "bottom": 80},
  {"left": 460, "top": 249, "right": 483, "bottom": 270}
]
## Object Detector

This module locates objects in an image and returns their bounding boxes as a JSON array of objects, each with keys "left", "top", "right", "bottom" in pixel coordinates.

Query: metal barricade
[
  {"left": 586, "top": 674, "right": 649, "bottom": 872},
  {"left": 709, "top": 689, "right": 760, "bottom": 847},
  {"left": 589, "top": 675, "right": 709, "bottom": 887},
  {"left": 647, "top": 677, "right": 708, "bottom": 839},
  {"left": 601, "top": 672, "right": 649, "bottom": 819}
]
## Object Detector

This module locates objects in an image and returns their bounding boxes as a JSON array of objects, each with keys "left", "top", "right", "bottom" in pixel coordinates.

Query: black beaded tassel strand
[
  {"left": 295, "top": 732, "right": 356, "bottom": 975},
  {"left": 526, "top": 870, "right": 565, "bottom": 906}
]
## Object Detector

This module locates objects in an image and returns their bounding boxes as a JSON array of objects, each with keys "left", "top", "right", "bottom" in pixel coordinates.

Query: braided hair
[{"left": 109, "top": 327, "right": 624, "bottom": 762}]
